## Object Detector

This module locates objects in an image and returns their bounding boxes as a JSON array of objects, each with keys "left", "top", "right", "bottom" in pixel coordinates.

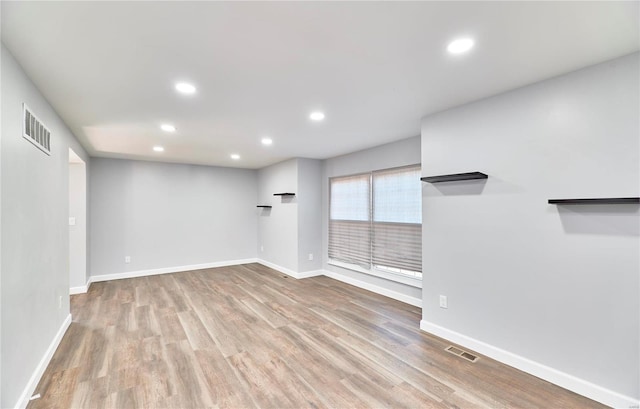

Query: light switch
[
  {"left": 69, "top": 217, "right": 76, "bottom": 226},
  {"left": 439, "top": 295, "right": 448, "bottom": 309}
]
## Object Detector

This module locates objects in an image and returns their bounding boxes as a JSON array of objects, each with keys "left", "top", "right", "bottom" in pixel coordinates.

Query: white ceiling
[{"left": 2, "top": 1, "right": 638, "bottom": 169}]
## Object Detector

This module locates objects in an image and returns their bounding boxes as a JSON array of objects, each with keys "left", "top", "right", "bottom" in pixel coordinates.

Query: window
[{"left": 329, "top": 165, "right": 422, "bottom": 283}]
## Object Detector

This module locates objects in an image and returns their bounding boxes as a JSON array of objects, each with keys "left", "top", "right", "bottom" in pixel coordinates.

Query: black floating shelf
[
  {"left": 548, "top": 197, "right": 640, "bottom": 205},
  {"left": 273, "top": 193, "right": 295, "bottom": 196},
  {"left": 256, "top": 205, "right": 272, "bottom": 208},
  {"left": 421, "top": 172, "right": 488, "bottom": 183}
]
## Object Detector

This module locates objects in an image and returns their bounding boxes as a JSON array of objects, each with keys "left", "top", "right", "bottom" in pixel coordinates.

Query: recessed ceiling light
[
  {"left": 160, "top": 124, "right": 176, "bottom": 132},
  {"left": 175, "top": 82, "right": 196, "bottom": 94},
  {"left": 309, "top": 111, "right": 325, "bottom": 121},
  {"left": 153, "top": 146, "right": 165, "bottom": 152},
  {"left": 230, "top": 154, "right": 240, "bottom": 160},
  {"left": 447, "top": 38, "right": 474, "bottom": 54},
  {"left": 261, "top": 137, "right": 273, "bottom": 146}
]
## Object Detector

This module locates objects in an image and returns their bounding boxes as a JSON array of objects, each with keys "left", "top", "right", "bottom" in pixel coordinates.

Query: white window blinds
[
  {"left": 329, "top": 165, "right": 422, "bottom": 277},
  {"left": 372, "top": 166, "right": 422, "bottom": 273},
  {"left": 329, "top": 174, "right": 372, "bottom": 269}
]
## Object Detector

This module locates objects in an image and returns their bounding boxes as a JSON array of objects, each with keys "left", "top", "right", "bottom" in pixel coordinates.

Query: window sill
[{"left": 327, "top": 259, "right": 422, "bottom": 289}]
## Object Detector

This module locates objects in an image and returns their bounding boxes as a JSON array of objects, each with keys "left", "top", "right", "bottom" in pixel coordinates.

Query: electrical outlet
[
  {"left": 125, "top": 256, "right": 131, "bottom": 264},
  {"left": 308, "top": 253, "right": 314, "bottom": 261},
  {"left": 260, "top": 245, "right": 264, "bottom": 252},
  {"left": 439, "top": 295, "right": 448, "bottom": 309}
]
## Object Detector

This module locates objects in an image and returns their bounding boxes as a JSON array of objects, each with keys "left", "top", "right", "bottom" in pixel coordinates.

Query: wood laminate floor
[{"left": 28, "top": 263, "right": 605, "bottom": 409}]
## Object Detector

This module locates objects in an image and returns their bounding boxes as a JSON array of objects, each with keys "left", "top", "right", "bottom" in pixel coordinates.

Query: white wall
[
  {"left": 1, "top": 40, "right": 4, "bottom": 409},
  {"left": 322, "top": 136, "right": 422, "bottom": 304},
  {"left": 69, "top": 161, "right": 87, "bottom": 289},
  {"left": 257, "top": 158, "right": 323, "bottom": 275},
  {"left": 297, "top": 158, "right": 322, "bottom": 273},
  {"left": 257, "top": 159, "right": 299, "bottom": 272},
  {"left": 1, "top": 44, "right": 90, "bottom": 409},
  {"left": 90, "top": 158, "right": 258, "bottom": 277},
  {"left": 421, "top": 53, "right": 639, "bottom": 405}
]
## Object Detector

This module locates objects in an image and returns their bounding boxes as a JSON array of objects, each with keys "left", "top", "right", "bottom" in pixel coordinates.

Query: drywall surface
[
  {"left": 1, "top": 45, "right": 90, "bottom": 408},
  {"left": 421, "top": 53, "right": 639, "bottom": 400},
  {"left": 90, "top": 158, "right": 257, "bottom": 276},
  {"left": 297, "top": 158, "right": 323, "bottom": 273},
  {"left": 257, "top": 159, "right": 299, "bottom": 272},
  {"left": 322, "top": 136, "right": 422, "bottom": 301},
  {"left": 1, "top": 39, "right": 3, "bottom": 409},
  {"left": 69, "top": 162, "right": 87, "bottom": 288}
]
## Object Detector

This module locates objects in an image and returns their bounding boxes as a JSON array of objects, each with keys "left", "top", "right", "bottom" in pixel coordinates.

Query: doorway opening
[{"left": 68, "top": 148, "right": 87, "bottom": 294}]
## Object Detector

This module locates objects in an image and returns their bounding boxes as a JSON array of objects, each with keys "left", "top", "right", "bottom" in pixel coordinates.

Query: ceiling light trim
[
  {"left": 447, "top": 37, "right": 475, "bottom": 54},
  {"left": 175, "top": 81, "right": 197, "bottom": 95},
  {"left": 309, "top": 111, "right": 325, "bottom": 121}
]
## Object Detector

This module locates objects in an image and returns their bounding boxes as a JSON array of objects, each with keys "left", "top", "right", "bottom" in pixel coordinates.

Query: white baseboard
[
  {"left": 297, "top": 269, "right": 324, "bottom": 279},
  {"left": 69, "top": 283, "right": 89, "bottom": 295},
  {"left": 15, "top": 314, "right": 72, "bottom": 409},
  {"left": 255, "top": 260, "right": 421, "bottom": 308},
  {"left": 90, "top": 258, "right": 259, "bottom": 283},
  {"left": 420, "top": 320, "right": 639, "bottom": 409},
  {"left": 323, "top": 269, "right": 422, "bottom": 308},
  {"left": 256, "top": 259, "right": 323, "bottom": 279}
]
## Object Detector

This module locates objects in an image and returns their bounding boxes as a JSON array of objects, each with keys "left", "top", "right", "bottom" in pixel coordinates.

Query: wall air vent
[
  {"left": 445, "top": 345, "right": 479, "bottom": 362},
  {"left": 23, "top": 103, "right": 51, "bottom": 155}
]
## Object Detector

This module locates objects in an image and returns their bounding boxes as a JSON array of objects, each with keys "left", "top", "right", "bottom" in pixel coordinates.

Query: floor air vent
[
  {"left": 445, "top": 345, "right": 478, "bottom": 362},
  {"left": 23, "top": 103, "right": 51, "bottom": 155}
]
